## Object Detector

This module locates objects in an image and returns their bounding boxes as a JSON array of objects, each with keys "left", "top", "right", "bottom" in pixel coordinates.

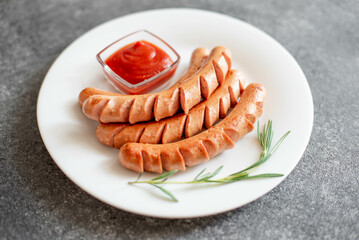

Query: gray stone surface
[{"left": 0, "top": 0, "right": 358, "bottom": 239}]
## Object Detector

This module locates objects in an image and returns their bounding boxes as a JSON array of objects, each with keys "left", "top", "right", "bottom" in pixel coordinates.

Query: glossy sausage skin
[
  {"left": 96, "top": 70, "right": 246, "bottom": 148},
  {"left": 81, "top": 46, "right": 231, "bottom": 124},
  {"left": 78, "top": 48, "right": 210, "bottom": 107},
  {"left": 119, "top": 83, "right": 266, "bottom": 173}
]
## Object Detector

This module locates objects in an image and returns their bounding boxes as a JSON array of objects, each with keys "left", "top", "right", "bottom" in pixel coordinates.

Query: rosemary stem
[{"left": 129, "top": 180, "right": 202, "bottom": 185}]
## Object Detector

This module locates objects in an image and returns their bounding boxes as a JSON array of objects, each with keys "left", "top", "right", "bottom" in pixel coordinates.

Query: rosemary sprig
[{"left": 129, "top": 120, "right": 290, "bottom": 202}]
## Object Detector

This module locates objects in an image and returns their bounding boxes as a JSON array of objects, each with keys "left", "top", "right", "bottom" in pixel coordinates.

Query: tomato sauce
[{"left": 105, "top": 40, "right": 174, "bottom": 85}]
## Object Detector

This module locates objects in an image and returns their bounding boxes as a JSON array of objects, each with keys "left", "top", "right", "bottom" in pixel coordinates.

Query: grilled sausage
[
  {"left": 96, "top": 70, "right": 246, "bottom": 148},
  {"left": 119, "top": 83, "right": 266, "bottom": 173}
]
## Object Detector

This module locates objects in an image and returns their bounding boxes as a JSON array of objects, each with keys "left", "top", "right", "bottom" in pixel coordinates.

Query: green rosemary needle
[{"left": 128, "top": 120, "right": 290, "bottom": 202}]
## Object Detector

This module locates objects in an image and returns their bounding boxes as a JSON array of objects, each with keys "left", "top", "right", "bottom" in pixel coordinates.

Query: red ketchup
[{"left": 105, "top": 40, "right": 176, "bottom": 94}]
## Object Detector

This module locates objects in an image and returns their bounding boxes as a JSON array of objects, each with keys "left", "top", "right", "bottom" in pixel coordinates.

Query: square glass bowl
[{"left": 96, "top": 30, "right": 180, "bottom": 94}]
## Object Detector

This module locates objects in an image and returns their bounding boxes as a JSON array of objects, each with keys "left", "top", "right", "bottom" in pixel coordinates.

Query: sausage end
[{"left": 119, "top": 144, "right": 144, "bottom": 173}]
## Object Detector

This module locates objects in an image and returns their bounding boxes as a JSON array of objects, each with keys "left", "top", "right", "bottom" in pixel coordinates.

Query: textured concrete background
[{"left": 1, "top": 0, "right": 358, "bottom": 239}]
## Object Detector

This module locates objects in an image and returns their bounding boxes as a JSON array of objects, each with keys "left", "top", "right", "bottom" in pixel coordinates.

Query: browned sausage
[
  {"left": 96, "top": 69, "right": 246, "bottom": 148},
  {"left": 81, "top": 46, "right": 231, "bottom": 124},
  {"left": 119, "top": 83, "right": 265, "bottom": 173},
  {"left": 78, "top": 48, "right": 210, "bottom": 107}
]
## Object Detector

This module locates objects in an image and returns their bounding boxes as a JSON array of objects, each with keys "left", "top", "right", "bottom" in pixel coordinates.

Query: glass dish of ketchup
[{"left": 96, "top": 30, "right": 180, "bottom": 95}]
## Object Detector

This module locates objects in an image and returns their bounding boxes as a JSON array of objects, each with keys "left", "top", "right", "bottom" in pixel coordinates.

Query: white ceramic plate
[{"left": 37, "top": 9, "right": 313, "bottom": 219}]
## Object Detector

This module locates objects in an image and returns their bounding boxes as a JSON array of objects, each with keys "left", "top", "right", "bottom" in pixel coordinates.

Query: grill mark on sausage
[
  {"left": 99, "top": 98, "right": 135, "bottom": 123},
  {"left": 256, "top": 101, "right": 264, "bottom": 109},
  {"left": 129, "top": 95, "right": 156, "bottom": 124},
  {"left": 161, "top": 114, "right": 187, "bottom": 144},
  {"left": 180, "top": 141, "right": 210, "bottom": 167},
  {"left": 222, "top": 127, "right": 240, "bottom": 142},
  {"left": 222, "top": 91, "right": 231, "bottom": 115},
  {"left": 157, "top": 123, "right": 167, "bottom": 144},
  {"left": 160, "top": 148, "right": 186, "bottom": 171},
  {"left": 135, "top": 127, "right": 146, "bottom": 143},
  {"left": 221, "top": 130, "right": 236, "bottom": 149},
  {"left": 222, "top": 51, "right": 232, "bottom": 70},
  {"left": 139, "top": 122, "right": 166, "bottom": 144},
  {"left": 176, "top": 147, "right": 187, "bottom": 166},
  {"left": 99, "top": 98, "right": 111, "bottom": 122},
  {"left": 113, "top": 126, "right": 145, "bottom": 148},
  {"left": 82, "top": 97, "right": 109, "bottom": 121},
  {"left": 212, "top": 60, "right": 224, "bottom": 86},
  {"left": 245, "top": 113, "right": 256, "bottom": 124},
  {"left": 111, "top": 124, "right": 128, "bottom": 146},
  {"left": 153, "top": 88, "right": 181, "bottom": 122},
  {"left": 184, "top": 105, "right": 205, "bottom": 138},
  {"left": 142, "top": 149, "right": 162, "bottom": 173},
  {"left": 202, "top": 139, "right": 217, "bottom": 158},
  {"left": 199, "top": 141, "right": 210, "bottom": 163},
  {"left": 200, "top": 63, "right": 219, "bottom": 99},
  {"left": 78, "top": 88, "right": 118, "bottom": 107},
  {"left": 96, "top": 123, "right": 128, "bottom": 147}
]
